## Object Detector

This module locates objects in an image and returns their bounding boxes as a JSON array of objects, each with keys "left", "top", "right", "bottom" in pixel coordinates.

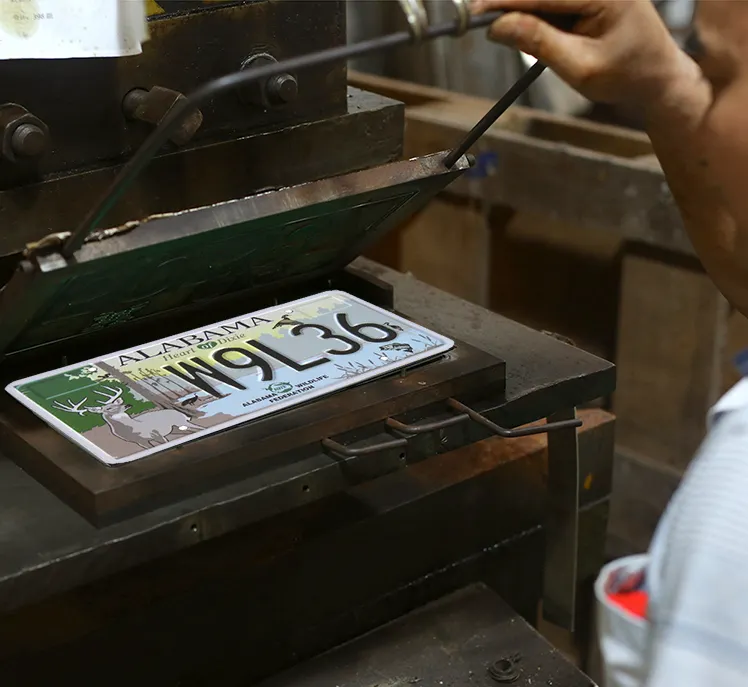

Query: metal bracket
[
  {"left": 322, "top": 398, "right": 582, "bottom": 632},
  {"left": 323, "top": 398, "right": 582, "bottom": 457},
  {"left": 321, "top": 400, "right": 584, "bottom": 632},
  {"left": 542, "top": 407, "right": 581, "bottom": 632}
]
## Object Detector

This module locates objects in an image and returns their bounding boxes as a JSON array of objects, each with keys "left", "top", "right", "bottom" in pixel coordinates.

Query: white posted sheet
[{"left": 0, "top": 0, "right": 148, "bottom": 59}]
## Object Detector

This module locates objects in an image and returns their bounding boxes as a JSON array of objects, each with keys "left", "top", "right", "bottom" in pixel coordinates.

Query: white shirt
[{"left": 642, "top": 378, "right": 748, "bottom": 685}]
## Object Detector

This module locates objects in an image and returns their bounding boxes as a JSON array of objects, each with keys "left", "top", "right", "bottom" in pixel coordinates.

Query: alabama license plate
[{"left": 6, "top": 291, "right": 454, "bottom": 466}]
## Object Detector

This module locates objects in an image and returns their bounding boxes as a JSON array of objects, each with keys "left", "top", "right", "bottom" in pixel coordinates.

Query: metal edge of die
[{"left": 0, "top": 151, "right": 473, "bottom": 367}]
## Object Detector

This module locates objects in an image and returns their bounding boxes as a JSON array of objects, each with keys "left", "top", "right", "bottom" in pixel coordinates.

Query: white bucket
[{"left": 594, "top": 554, "right": 649, "bottom": 687}]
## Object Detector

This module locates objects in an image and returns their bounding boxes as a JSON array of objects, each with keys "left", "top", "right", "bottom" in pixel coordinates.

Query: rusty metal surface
[
  {"left": 0, "top": 1, "right": 347, "bottom": 187},
  {"left": 0, "top": 88, "right": 404, "bottom": 256},
  {"left": 0, "top": 266, "right": 614, "bottom": 614},
  {"left": 258, "top": 585, "right": 594, "bottom": 687}
]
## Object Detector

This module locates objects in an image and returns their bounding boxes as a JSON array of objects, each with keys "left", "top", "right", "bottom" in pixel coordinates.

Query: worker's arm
[{"left": 471, "top": 0, "right": 748, "bottom": 318}]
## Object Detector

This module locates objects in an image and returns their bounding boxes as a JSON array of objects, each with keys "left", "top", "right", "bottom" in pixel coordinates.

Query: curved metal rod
[
  {"left": 386, "top": 413, "right": 469, "bottom": 435},
  {"left": 61, "top": 10, "right": 505, "bottom": 259},
  {"left": 447, "top": 399, "right": 582, "bottom": 437},
  {"left": 322, "top": 436, "right": 407, "bottom": 458}
]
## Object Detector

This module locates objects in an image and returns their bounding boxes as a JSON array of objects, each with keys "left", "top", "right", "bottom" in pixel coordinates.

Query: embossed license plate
[{"left": 6, "top": 292, "right": 454, "bottom": 466}]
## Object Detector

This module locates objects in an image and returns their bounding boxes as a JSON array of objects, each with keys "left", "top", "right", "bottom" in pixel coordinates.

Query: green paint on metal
[{"left": 9, "top": 193, "right": 415, "bottom": 354}]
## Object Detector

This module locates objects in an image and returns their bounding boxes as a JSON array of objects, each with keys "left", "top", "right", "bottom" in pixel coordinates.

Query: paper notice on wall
[{"left": 0, "top": 0, "right": 148, "bottom": 60}]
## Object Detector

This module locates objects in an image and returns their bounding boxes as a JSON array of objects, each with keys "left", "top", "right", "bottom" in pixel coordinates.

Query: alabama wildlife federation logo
[{"left": 267, "top": 382, "right": 293, "bottom": 394}]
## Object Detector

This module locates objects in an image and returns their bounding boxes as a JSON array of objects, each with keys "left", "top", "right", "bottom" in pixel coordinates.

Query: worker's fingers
[
  {"left": 486, "top": 11, "right": 599, "bottom": 85},
  {"left": 472, "top": 0, "right": 684, "bottom": 109},
  {"left": 471, "top": 0, "right": 598, "bottom": 17}
]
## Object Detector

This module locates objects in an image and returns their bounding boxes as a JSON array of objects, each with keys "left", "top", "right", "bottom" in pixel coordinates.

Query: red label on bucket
[{"left": 608, "top": 589, "right": 648, "bottom": 619}]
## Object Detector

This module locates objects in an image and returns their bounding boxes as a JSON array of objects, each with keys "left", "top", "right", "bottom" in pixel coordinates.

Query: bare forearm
[
  {"left": 644, "top": 54, "right": 748, "bottom": 315},
  {"left": 474, "top": 0, "right": 748, "bottom": 314}
]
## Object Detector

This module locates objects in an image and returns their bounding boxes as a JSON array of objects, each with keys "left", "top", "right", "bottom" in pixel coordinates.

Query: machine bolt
[
  {"left": 239, "top": 52, "right": 298, "bottom": 109},
  {"left": 0, "top": 103, "right": 50, "bottom": 164},
  {"left": 266, "top": 73, "right": 298, "bottom": 105},
  {"left": 11, "top": 123, "right": 47, "bottom": 158}
]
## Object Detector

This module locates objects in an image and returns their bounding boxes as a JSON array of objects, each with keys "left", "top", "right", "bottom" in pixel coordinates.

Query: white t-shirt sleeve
[{"left": 645, "top": 405, "right": 748, "bottom": 686}]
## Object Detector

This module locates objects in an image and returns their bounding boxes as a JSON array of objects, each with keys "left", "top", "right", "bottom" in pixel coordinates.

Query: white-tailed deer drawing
[{"left": 53, "top": 385, "right": 202, "bottom": 450}]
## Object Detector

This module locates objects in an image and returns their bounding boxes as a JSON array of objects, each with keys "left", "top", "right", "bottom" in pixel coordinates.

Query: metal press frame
[{"left": 9, "top": 0, "right": 586, "bottom": 632}]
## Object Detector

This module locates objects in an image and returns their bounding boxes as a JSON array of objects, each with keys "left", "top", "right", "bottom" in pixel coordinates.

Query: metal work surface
[
  {"left": 359, "top": 259, "right": 615, "bottom": 425},
  {"left": 0, "top": 337, "right": 504, "bottom": 524},
  {"left": 0, "top": 152, "right": 468, "bottom": 361},
  {"left": 258, "top": 584, "right": 594, "bottom": 687},
  {"left": 0, "top": 262, "right": 614, "bottom": 612}
]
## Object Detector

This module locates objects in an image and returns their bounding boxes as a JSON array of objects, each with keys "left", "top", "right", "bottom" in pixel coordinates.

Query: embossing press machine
[{"left": 0, "top": 2, "right": 614, "bottom": 682}]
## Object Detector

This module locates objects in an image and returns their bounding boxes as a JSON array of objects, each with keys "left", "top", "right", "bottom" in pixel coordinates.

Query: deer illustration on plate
[{"left": 53, "top": 385, "right": 202, "bottom": 450}]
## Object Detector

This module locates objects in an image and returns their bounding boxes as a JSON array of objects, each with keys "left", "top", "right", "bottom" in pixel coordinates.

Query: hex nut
[{"left": 0, "top": 104, "right": 50, "bottom": 163}]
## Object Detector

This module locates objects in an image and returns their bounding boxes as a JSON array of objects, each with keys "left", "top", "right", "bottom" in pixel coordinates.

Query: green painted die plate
[{"left": 0, "top": 152, "right": 471, "bottom": 361}]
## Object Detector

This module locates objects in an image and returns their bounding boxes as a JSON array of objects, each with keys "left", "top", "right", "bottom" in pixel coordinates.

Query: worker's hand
[{"left": 471, "top": 0, "right": 694, "bottom": 114}]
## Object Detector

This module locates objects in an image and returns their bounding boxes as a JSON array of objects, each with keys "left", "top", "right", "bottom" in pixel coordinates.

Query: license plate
[{"left": 6, "top": 292, "right": 454, "bottom": 466}]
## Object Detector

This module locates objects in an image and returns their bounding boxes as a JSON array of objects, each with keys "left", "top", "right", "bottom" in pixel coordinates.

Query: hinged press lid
[{"left": 0, "top": 152, "right": 471, "bottom": 362}]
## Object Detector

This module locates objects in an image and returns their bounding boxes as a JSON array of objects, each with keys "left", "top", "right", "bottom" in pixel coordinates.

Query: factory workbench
[
  {"left": 0, "top": 260, "right": 614, "bottom": 685},
  {"left": 0, "top": 258, "right": 614, "bottom": 612}
]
